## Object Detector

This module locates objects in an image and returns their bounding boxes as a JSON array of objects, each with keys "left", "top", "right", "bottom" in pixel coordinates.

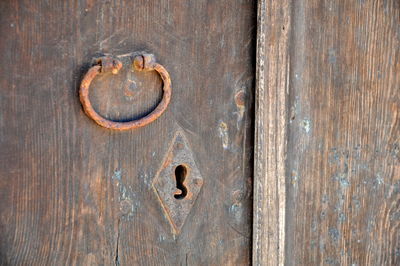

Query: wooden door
[
  {"left": 0, "top": 1, "right": 255, "bottom": 265},
  {"left": 1, "top": 1, "right": 399, "bottom": 266}
]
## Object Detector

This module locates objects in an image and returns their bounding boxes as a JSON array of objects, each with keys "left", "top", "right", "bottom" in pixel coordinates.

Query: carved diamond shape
[{"left": 153, "top": 132, "right": 203, "bottom": 234}]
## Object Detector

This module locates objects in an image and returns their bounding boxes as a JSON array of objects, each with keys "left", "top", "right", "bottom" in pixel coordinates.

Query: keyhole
[{"left": 174, "top": 165, "right": 188, "bottom": 200}]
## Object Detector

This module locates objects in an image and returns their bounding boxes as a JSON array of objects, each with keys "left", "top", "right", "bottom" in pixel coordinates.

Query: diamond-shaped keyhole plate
[{"left": 152, "top": 132, "right": 203, "bottom": 234}]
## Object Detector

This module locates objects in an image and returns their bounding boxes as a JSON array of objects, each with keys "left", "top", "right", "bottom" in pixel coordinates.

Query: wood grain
[
  {"left": 253, "top": 0, "right": 290, "bottom": 265},
  {"left": 0, "top": 0, "right": 256, "bottom": 265},
  {"left": 285, "top": 0, "right": 399, "bottom": 265}
]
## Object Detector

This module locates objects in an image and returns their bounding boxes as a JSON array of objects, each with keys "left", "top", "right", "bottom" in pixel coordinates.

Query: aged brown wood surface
[
  {"left": 0, "top": 1, "right": 255, "bottom": 265},
  {"left": 285, "top": 0, "right": 399, "bottom": 265},
  {"left": 253, "top": 0, "right": 289, "bottom": 265},
  {"left": 254, "top": 0, "right": 399, "bottom": 265}
]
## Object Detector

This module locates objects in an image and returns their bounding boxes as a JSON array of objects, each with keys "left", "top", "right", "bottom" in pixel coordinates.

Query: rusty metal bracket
[
  {"left": 153, "top": 131, "right": 204, "bottom": 234},
  {"left": 79, "top": 53, "right": 172, "bottom": 130}
]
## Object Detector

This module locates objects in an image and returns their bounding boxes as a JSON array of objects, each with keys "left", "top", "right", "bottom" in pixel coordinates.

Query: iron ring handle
[{"left": 79, "top": 53, "right": 172, "bottom": 130}]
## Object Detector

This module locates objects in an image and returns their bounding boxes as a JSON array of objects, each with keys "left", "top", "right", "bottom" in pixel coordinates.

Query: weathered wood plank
[
  {"left": 253, "top": 0, "right": 290, "bottom": 265},
  {"left": 285, "top": 0, "right": 399, "bottom": 265},
  {"left": 255, "top": 0, "right": 399, "bottom": 265}
]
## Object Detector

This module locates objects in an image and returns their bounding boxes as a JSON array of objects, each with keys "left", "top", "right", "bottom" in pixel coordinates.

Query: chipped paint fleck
[
  {"left": 337, "top": 213, "right": 346, "bottom": 224},
  {"left": 300, "top": 119, "right": 311, "bottom": 133},
  {"left": 333, "top": 173, "right": 350, "bottom": 188},
  {"left": 321, "top": 194, "right": 329, "bottom": 204},
  {"left": 374, "top": 174, "right": 384, "bottom": 186},
  {"left": 291, "top": 170, "right": 298, "bottom": 186},
  {"left": 328, "top": 48, "right": 337, "bottom": 64},
  {"left": 112, "top": 169, "right": 122, "bottom": 181},
  {"left": 218, "top": 121, "right": 229, "bottom": 149},
  {"left": 111, "top": 169, "right": 139, "bottom": 220},
  {"left": 328, "top": 227, "right": 339, "bottom": 243},
  {"left": 157, "top": 234, "right": 166, "bottom": 243}
]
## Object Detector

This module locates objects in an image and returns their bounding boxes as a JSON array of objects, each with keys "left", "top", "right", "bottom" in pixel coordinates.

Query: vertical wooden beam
[
  {"left": 253, "top": 0, "right": 291, "bottom": 265},
  {"left": 284, "top": 1, "right": 400, "bottom": 265}
]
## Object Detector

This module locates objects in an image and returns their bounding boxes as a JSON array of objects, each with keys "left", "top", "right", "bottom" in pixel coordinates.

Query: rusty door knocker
[{"left": 79, "top": 53, "right": 171, "bottom": 130}]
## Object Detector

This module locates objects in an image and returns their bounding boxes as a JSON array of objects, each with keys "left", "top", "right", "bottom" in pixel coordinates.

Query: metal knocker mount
[{"left": 79, "top": 52, "right": 171, "bottom": 130}]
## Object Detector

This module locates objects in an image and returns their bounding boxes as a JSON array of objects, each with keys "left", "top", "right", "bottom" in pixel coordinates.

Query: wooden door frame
[{"left": 253, "top": 1, "right": 290, "bottom": 265}]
